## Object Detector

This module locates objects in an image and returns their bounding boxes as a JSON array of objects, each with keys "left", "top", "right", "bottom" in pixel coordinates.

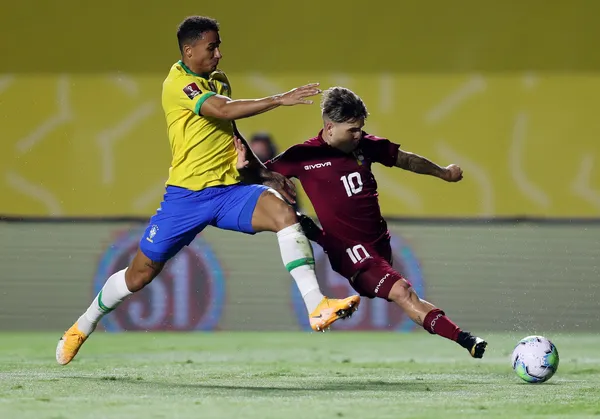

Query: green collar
[{"left": 178, "top": 60, "right": 209, "bottom": 79}]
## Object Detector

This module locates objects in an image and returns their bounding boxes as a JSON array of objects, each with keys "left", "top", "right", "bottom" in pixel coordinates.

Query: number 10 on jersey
[{"left": 341, "top": 172, "right": 363, "bottom": 197}]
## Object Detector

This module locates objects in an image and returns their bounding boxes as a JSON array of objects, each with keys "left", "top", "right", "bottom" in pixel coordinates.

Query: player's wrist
[
  {"left": 439, "top": 167, "right": 450, "bottom": 180},
  {"left": 270, "top": 94, "right": 285, "bottom": 106}
]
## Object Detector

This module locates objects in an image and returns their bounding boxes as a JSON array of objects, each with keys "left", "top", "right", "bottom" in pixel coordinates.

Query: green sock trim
[
  {"left": 285, "top": 257, "right": 315, "bottom": 272},
  {"left": 97, "top": 290, "right": 114, "bottom": 314}
]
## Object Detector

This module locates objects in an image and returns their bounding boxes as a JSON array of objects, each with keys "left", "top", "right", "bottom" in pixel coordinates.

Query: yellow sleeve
[{"left": 170, "top": 76, "right": 216, "bottom": 116}]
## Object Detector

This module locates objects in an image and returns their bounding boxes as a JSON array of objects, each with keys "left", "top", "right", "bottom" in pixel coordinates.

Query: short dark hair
[
  {"left": 177, "top": 16, "right": 220, "bottom": 53},
  {"left": 321, "top": 87, "right": 368, "bottom": 123}
]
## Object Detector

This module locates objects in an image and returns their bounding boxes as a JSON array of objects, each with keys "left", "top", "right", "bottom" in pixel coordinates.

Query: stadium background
[{"left": 1, "top": 0, "right": 599, "bottom": 333}]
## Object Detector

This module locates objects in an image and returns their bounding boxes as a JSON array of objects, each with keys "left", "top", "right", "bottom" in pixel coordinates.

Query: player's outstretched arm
[
  {"left": 199, "top": 83, "right": 321, "bottom": 121},
  {"left": 395, "top": 150, "right": 463, "bottom": 182}
]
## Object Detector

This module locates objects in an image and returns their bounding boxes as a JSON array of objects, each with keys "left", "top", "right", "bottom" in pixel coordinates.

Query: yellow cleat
[
  {"left": 309, "top": 295, "right": 361, "bottom": 331},
  {"left": 56, "top": 323, "right": 88, "bottom": 365}
]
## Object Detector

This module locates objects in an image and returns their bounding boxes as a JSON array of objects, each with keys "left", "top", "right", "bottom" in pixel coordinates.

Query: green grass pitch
[{"left": 1, "top": 332, "right": 599, "bottom": 418}]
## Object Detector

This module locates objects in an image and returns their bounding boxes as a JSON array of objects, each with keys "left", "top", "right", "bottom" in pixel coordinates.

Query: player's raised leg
[
  {"left": 56, "top": 250, "right": 164, "bottom": 365},
  {"left": 357, "top": 258, "right": 487, "bottom": 358},
  {"left": 251, "top": 190, "right": 360, "bottom": 331}
]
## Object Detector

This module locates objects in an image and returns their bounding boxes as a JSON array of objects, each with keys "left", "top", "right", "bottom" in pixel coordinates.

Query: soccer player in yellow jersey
[{"left": 56, "top": 16, "right": 360, "bottom": 365}]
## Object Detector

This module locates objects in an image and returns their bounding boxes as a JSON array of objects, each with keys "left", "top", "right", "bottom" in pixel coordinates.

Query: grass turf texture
[{"left": 1, "top": 332, "right": 599, "bottom": 418}]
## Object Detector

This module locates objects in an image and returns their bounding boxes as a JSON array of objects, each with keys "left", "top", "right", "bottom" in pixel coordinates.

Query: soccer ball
[{"left": 511, "top": 335, "right": 559, "bottom": 383}]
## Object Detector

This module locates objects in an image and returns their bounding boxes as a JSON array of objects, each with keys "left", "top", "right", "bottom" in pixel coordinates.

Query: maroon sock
[{"left": 423, "top": 309, "right": 461, "bottom": 342}]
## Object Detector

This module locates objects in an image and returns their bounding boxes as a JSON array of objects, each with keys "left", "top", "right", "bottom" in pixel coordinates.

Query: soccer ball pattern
[{"left": 511, "top": 335, "right": 560, "bottom": 383}]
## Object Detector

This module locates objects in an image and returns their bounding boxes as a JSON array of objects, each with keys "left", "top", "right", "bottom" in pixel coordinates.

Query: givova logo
[
  {"left": 93, "top": 228, "right": 225, "bottom": 332},
  {"left": 374, "top": 273, "right": 391, "bottom": 294},
  {"left": 304, "top": 162, "right": 332, "bottom": 170}
]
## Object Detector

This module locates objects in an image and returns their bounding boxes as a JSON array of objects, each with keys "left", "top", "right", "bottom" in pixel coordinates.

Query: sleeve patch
[{"left": 183, "top": 82, "right": 202, "bottom": 100}]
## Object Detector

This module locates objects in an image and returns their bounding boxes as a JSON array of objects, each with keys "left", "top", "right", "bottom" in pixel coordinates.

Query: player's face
[
  {"left": 250, "top": 141, "right": 273, "bottom": 163},
  {"left": 188, "top": 30, "right": 222, "bottom": 73},
  {"left": 326, "top": 119, "right": 365, "bottom": 153}
]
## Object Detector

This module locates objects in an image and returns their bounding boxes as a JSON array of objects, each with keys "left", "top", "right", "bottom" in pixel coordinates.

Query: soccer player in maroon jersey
[{"left": 262, "top": 86, "right": 487, "bottom": 358}]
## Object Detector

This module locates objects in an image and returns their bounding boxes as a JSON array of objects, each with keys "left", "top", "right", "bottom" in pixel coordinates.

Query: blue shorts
[{"left": 140, "top": 183, "right": 269, "bottom": 262}]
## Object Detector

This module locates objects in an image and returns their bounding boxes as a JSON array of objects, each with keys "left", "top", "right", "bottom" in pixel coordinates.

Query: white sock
[
  {"left": 277, "top": 224, "right": 324, "bottom": 313},
  {"left": 76, "top": 268, "right": 133, "bottom": 335}
]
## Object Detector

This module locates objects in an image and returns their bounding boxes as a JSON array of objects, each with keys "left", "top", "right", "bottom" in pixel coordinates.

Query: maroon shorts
[{"left": 320, "top": 233, "right": 411, "bottom": 299}]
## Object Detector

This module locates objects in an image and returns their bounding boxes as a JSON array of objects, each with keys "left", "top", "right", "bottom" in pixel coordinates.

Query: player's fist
[
  {"left": 297, "top": 212, "right": 324, "bottom": 244},
  {"left": 278, "top": 83, "right": 321, "bottom": 106},
  {"left": 442, "top": 164, "right": 463, "bottom": 182}
]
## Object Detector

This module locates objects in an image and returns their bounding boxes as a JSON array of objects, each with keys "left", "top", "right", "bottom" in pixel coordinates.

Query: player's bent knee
[
  {"left": 277, "top": 204, "right": 298, "bottom": 229},
  {"left": 126, "top": 251, "right": 164, "bottom": 292},
  {"left": 386, "top": 279, "right": 412, "bottom": 303},
  {"left": 260, "top": 191, "right": 297, "bottom": 230},
  {"left": 126, "top": 270, "right": 155, "bottom": 292}
]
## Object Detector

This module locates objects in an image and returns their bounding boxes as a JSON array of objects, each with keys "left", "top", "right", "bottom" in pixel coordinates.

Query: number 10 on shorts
[{"left": 346, "top": 244, "right": 371, "bottom": 264}]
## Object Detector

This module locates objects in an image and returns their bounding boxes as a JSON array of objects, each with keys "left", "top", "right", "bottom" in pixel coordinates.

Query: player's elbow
[{"left": 394, "top": 152, "right": 411, "bottom": 170}]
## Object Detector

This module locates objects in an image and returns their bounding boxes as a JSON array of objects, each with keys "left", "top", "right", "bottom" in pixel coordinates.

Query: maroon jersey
[{"left": 266, "top": 130, "right": 399, "bottom": 244}]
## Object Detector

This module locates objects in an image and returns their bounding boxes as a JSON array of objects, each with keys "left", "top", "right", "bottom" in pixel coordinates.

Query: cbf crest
[{"left": 147, "top": 225, "right": 159, "bottom": 243}]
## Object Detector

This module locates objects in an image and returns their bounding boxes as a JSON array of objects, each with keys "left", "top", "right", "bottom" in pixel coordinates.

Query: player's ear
[
  {"left": 325, "top": 120, "right": 334, "bottom": 135},
  {"left": 183, "top": 44, "right": 193, "bottom": 59}
]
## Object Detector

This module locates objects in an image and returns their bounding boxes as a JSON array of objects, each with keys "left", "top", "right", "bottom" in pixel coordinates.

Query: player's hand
[
  {"left": 233, "top": 137, "right": 250, "bottom": 170},
  {"left": 277, "top": 83, "right": 321, "bottom": 106},
  {"left": 442, "top": 164, "right": 463, "bottom": 182},
  {"left": 297, "top": 212, "right": 324, "bottom": 243},
  {"left": 263, "top": 171, "right": 297, "bottom": 204}
]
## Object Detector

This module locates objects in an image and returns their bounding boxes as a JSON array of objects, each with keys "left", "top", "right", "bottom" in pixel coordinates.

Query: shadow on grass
[{"left": 67, "top": 375, "right": 497, "bottom": 394}]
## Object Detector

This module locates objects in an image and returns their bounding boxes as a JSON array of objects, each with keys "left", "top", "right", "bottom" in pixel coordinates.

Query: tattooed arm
[{"left": 395, "top": 150, "right": 463, "bottom": 182}]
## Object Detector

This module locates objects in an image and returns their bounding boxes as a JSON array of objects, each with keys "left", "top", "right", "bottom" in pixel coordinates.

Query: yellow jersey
[{"left": 161, "top": 60, "right": 240, "bottom": 191}]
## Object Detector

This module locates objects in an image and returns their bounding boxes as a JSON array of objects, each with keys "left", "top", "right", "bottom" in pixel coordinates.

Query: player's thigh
[
  {"left": 212, "top": 184, "right": 296, "bottom": 233},
  {"left": 354, "top": 257, "right": 410, "bottom": 300},
  {"left": 324, "top": 241, "right": 411, "bottom": 301},
  {"left": 139, "top": 195, "right": 211, "bottom": 264},
  {"left": 212, "top": 183, "right": 281, "bottom": 234},
  {"left": 251, "top": 188, "right": 298, "bottom": 232},
  {"left": 373, "top": 234, "right": 393, "bottom": 265},
  {"left": 326, "top": 241, "right": 406, "bottom": 300}
]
